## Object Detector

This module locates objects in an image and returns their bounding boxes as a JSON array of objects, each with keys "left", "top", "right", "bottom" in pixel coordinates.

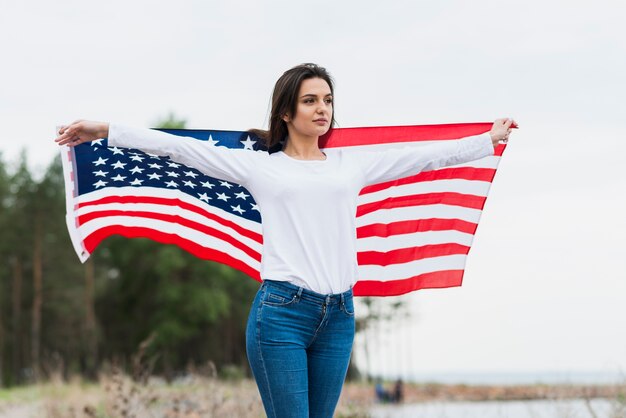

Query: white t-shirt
[{"left": 108, "top": 124, "right": 494, "bottom": 294}]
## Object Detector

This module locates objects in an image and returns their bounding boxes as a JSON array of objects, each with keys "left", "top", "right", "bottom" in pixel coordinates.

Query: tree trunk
[
  {"left": 84, "top": 258, "right": 97, "bottom": 379},
  {"left": 12, "top": 256, "right": 22, "bottom": 383},
  {"left": 31, "top": 215, "right": 43, "bottom": 382},
  {"left": 0, "top": 275, "right": 4, "bottom": 387}
]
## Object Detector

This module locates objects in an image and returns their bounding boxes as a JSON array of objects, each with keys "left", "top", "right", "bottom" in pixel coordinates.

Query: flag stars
[
  {"left": 129, "top": 166, "right": 144, "bottom": 175},
  {"left": 167, "top": 162, "right": 181, "bottom": 168},
  {"left": 231, "top": 205, "right": 245, "bottom": 214},
  {"left": 91, "top": 138, "right": 105, "bottom": 147},
  {"left": 183, "top": 180, "right": 196, "bottom": 189},
  {"left": 216, "top": 192, "right": 230, "bottom": 201},
  {"left": 240, "top": 136, "right": 257, "bottom": 150},
  {"left": 184, "top": 170, "right": 199, "bottom": 178},
  {"left": 93, "top": 170, "right": 108, "bottom": 177},
  {"left": 198, "top": 192, "right": 211, "bottom": 202},
  {"left": 111, "top": 161, "right": 127, "bottom": 169},
  {"left": 165, "top": 181, "right": 178, "bottom": 188},
  {"left": 108, "top": 147, "right": 124, "bottom": 155},
  {"left": 148, "top": 163, "right": 163, "bottom": 169},
  {"left": 219, "top": 181, "right": 233, "bottom": 189},
  {"left": 207, "top": 135, "right": 219, "bottom": 146},
  {"left": 147, "top": 173, "right": 162, "bottom": 180},
  {"left": 200, "top": 181, "right": 214, "bottom": 189},
  {"left": 251, "top": 203, "right": 260, "bottom": 212},
  {"left": 130, "top": 155, "right": 145, "bottom": 162},
  {"left": 111, "top": 174, "right": 127, "bottom": 182},
  {"left": 235, "top": 191, "right": 249, "bottom": 200},
  {"left": 93, "top": 157, "right": 108, "bottom": 166},
  {"left": 93, "top": 180, "right": 107, "bottom": 188},
  {"left": 166, "top": 171, "right": 180, "bottom": 178},
  {"left": 129, "top": 178, "right": 144, "bottom": 186}
]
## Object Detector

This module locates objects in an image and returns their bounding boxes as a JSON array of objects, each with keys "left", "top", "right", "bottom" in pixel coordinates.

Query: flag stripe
[
  {"left": 356, "top": 229, "right": 474, "bottom": 252},
  {"left": 320, "top": 123, "right": 494, "bottom": 147},
  {"left": 83, "top": 225, "right": 261, "bottom": 281},
  {"left": 357, "top": 254, "right": 467, "bottom": 282},
  {"left": 356, "top": 192, "right": 487, "bottom": 217},
  {"left": 80, "top": 216, "right": 261, "bottom": 269},
  {"left": 77, "top": 193, "right": 263, "bottom": 244},
  {"left": 357, "top": 179, "right": 492, "bottom": 206},
  {"left": 360, "top": 167, "right": 497, "bottom": 195},
  {"left": 76, "top": 201, "right": 262, "bottom": 252},
  {"left": 352, "top": 270, "right": 465, "bottom": 296},
  {"left": 358, "top": 243, "right": 470, "bottom": 266},
  {"left": 356, "top": 218, "right": 478, "bottom": 238},
  {"left": 78, "top": 210, "right": 262, "bottom": 262}
]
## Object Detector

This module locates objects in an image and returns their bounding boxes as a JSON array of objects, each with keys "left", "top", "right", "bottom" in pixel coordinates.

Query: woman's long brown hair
[{"left": 249, "top": 63, "right": 336, "bottom": 152}]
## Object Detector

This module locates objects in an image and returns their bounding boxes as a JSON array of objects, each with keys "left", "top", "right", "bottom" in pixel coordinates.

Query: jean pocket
[
  {"left": 341, "top": 297, "right": 355, "bottom": 316},
  {"left": 261, "top": 288, "right": 299, "bottom": 307}
]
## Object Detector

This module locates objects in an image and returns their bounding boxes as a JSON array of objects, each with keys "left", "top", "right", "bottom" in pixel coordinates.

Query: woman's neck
[{"left": 282, "top": 136, "right": 326, "bottom": 160}]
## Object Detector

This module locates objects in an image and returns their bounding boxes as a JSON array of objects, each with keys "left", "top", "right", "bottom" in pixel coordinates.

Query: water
[{"left": 370, "top": 398, "right": 621, "bottom": 418}]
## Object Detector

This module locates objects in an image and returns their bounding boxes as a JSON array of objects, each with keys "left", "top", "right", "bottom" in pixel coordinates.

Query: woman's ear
[{"left": 282, "top": 114, "right": 290, "bottom": 123}]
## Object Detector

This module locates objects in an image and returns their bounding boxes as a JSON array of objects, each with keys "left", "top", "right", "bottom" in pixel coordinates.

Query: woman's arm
[
  {"left": 357, "top": 118, "right": 516, "bottom": 186},
  {"left": 55, "top": 120, "right": 259, "bottom": 185}
]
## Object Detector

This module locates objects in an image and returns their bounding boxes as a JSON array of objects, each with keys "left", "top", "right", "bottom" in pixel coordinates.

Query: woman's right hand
[{"left": 55, "top": 120, "right": 110, "bottom": 147}]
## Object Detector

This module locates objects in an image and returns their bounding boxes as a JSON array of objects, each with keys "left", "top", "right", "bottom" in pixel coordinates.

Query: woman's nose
[{"left": 317, "top": 102, "right": 330, "bottom": 113}]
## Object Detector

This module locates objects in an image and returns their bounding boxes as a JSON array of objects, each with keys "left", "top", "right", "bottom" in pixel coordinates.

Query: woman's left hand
[{"left": 489, "top": 118, "right": 517, "bottom": 148}]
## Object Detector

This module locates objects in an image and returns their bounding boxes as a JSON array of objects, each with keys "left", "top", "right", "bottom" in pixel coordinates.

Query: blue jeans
[{"left": 246, "top": 280, "right": 356, "bottom": 418}]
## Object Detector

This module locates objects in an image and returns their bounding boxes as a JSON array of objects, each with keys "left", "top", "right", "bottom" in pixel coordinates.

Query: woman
[{"left": 55, "top": 63, "right": 515, "bottom": 418}]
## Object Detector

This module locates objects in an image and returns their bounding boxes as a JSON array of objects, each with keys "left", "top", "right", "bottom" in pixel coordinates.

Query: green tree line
[{"left": 0, "top": 115, "right": 260, "bottom": 387}]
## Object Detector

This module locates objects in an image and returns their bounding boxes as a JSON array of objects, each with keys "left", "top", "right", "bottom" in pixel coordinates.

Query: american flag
[{"left": 61, "top": 123, "right": 505, "bottom": 296}]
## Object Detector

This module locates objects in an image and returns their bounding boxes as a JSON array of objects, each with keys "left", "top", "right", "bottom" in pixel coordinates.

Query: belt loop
[
  {"left": 340, "top": 293, "right": 345, "bottom": 305},
  {"left": 296, "top": 287, "right": 303, "bottom": 301}
]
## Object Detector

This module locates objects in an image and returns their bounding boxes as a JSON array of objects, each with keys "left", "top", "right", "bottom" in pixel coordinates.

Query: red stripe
[
  {"left": 357, "top": 218, "right": 478, "bottom": 238},
  {"left": 320, "top": 123, "right": 493, "bottom": 148},
  {"left": 356, "top": 192, "right": 486, "bottom": 217},
  {"left": 83, "top": 225, "right": 261, "bottom": 281},
  {"left": 360, "top": 167, "right": 497, "bottom": 195},
  {"left": 358, "top": 243, "right": 470, "bottom": 266},
  {"left": 78, "top": 210, "right": 261, "bottom": 262},
  {"left": 353, "top": 270, "right": 465, "bottom": 296},
  {"left": 78, "top": 195, "right": 262, "bottom": 244}
]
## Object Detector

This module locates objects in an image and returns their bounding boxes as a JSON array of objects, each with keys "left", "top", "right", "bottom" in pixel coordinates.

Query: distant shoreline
[
  {"left": 341, "top": 380, "right": 626, "bottom": 404},
  {"left": 364, "top": 370, "right": 626, "bottom": 386}
]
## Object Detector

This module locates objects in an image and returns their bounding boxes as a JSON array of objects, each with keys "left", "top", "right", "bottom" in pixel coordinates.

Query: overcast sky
[{"left": 1, "top": 0, "right": 625, "bottom": 382}]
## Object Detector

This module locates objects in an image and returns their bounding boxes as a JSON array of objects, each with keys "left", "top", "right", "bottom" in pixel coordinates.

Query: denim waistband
[{"left": 262, "top": 279, "right": 353, "bottom": 305}]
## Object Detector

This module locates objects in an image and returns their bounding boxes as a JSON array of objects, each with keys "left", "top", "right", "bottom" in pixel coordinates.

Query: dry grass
[{"left": 13, "top": 371, "right": 370, "bottom": 417}]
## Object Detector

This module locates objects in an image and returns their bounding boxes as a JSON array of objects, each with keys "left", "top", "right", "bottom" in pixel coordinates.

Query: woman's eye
[{"left": 325, "top": 98, "right": 333, "bottom": 104}]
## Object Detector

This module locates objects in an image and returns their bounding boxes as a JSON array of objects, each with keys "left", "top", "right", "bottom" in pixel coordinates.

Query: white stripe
[
  {"left": 79, "top": 216, "right": 261, "bottom": 270},
  {"left": 357, "top": 179, "right": 491, "bottom": 205},
  {"left": 59, "top": 143, "right": 90, "bottom": 263},
  {"left": 356, "top": 204, "right": 482, "bottom": 226},
  {"left": 76, "top": 201, "right": 262, "bottom": 252},
  {"left": 357, "top": 254, "right": 467, "bottom": 282},
  {"left": 356, "top": 230, "right": 474, "bottom": 252},
  {"left": 330, "top": 145, "right": 501, "bottom": 169},
  {"left": 77, "top": 186, "right": 261, "bottom": 231}
]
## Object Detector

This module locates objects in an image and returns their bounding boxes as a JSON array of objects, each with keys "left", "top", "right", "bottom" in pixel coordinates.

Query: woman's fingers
[
  {"left": 488, "top": 117, "right": 519, "bottom": 146},
  {"left": 55, "top": 126, "right": 83, "bottom": 146},
  {"left": 55, "top": 120, "right": 108, "bottom": 147}
]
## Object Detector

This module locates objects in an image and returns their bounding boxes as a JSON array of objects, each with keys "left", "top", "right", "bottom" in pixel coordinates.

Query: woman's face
[{"left": 284, "top": 77, "right": 333, "bottom": 140}]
